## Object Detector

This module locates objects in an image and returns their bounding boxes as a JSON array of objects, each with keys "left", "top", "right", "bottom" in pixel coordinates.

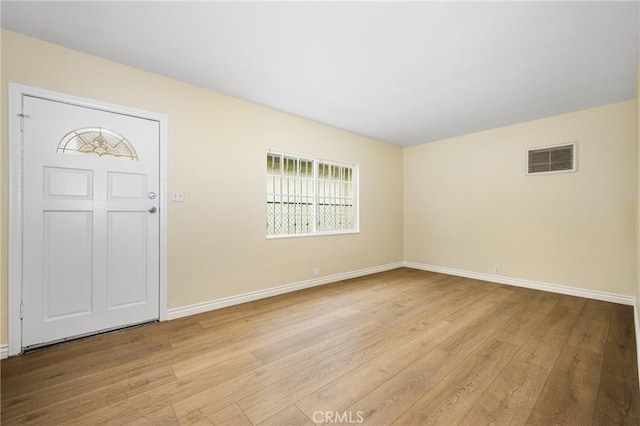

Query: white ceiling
[{"left": 2, "top": 1, "right": 638, "bottom": 147}]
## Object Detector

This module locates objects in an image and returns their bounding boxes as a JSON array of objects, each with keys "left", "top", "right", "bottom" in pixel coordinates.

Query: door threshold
[{"left": 22, "top": 320, "right": 159, "bottom": 353}]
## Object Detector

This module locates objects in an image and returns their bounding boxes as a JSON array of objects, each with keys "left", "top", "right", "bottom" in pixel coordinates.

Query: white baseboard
[
  {"left": 167, "top": 262, "right": 404, "bottom": 320},
  {"left": 168, "top": 260, "right": 635, "bottom": 321},
  {"left": 403, "top": 261, "right": 636, "bottom": 306},
  {"left": 1, "top": 344, "right": 8, "bottom": 359}
]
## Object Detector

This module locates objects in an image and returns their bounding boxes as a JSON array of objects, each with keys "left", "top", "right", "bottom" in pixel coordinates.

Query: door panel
[
  {"left": 43, "top": 211, "right": 93, "bottom": 319},
  {"left": 22, "top": 95, "right": 160, "bottom": 348},
  {"left": 44, "top": 167, "right": 93, "bottom": 199},
  {"left": 107, "top": 211, "right": 148, "bottom": 309},
  {"left": 108, "top": 172, "right": 147, "bottom": 200}
]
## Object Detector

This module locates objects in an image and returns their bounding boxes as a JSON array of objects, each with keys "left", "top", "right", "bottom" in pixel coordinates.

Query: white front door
[{"left": 21, "top": 95, "right": 161, "bottom": 349}]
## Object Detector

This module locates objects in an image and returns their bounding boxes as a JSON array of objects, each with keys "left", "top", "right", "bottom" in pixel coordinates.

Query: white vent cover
[{"left": 526, "top": 142, "right": 576, "bottom": 175}]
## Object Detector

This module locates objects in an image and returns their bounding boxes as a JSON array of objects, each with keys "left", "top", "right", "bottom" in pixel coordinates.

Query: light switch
[{"left": 171, "top": 190, "right": 184, "bottom": 202}]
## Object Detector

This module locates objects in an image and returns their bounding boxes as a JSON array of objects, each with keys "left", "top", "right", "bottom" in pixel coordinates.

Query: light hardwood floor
[{"left": 2, "top": 268, "right": 639, "bottom": 425}]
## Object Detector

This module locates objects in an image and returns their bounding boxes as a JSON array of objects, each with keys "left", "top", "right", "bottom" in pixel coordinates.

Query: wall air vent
[{"left": 526, "top": 142, "right": 576, "bottom": 175}]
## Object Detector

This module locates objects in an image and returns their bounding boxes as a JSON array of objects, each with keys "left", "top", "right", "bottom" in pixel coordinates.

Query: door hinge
[
  {"left": 18, "top": 113, "right": 30, "bottom": 131},
  {"left": 20, "top": 303, "right": 24, "bottom": 319}
]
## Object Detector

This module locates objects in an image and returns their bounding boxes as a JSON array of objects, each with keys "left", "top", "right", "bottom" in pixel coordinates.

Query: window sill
[{"left": 266, "top": 230, "right": 360, "bottom": 240}]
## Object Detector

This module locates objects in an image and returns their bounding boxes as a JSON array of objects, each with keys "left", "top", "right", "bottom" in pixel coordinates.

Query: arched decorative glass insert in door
[{"left": 57, "top": 127, "right": 138, "bottom": 161}]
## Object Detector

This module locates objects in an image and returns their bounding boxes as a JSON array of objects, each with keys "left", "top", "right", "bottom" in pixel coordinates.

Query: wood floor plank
[
  {"left": 592, "top": 303, "right": 640, "bottom": 426},
  {"left": 169, "top": 273, "right": 452, "bottom": 357},
  {"left": 206, "top": 404, "right": 253, "bottom": 426},
  {"left": 238, "top": 314, "right": 454, "bottom": 424},
  {"left": 391, "top": 338, "right": 520, "bottom": 425},
  {"left": 526, "top": 299, "right": 585, "bottom": 347},
  {"left": 249, "top": 306, "right": 386, "bottom": 365},
  {"left": 1, "top": 334, "right": 258, "bottom": 420},
  {"left": 602, "top": 304, "right": 639, "bottom": 380},
  {"left": 169, "top": 319, "right": 388, "bottom": 420},
  {"left": 3, "top": 350, "right": 261, "bottom": 425},
  {"left": 457, "top": 292, "right": 566, "bottom": 425},
  {"left": 509, "top": 299, "right": 582, "bottom": 372},
  {"left": 2, "top": 268, "right": 638, "bottom": 425},
  {"left": 566, "top": 299, "right": 612, "bottom": 355},
  {"left": 172, "top": 277, "right": 502, "bottom": 423},
  {"left": 245, "top": 283, "right": 518, "bottom": 424},
  {"left": 1, "top": 338, "right": 173, "bottom": 399},
  {"left": 291, "top": 281, "right": 499, "bottom": 415},
  {"left": 296, "top": 288, "right": 554, "bottom": 423},
  {"left": 122, "top": 405, "right": 180, "bottom": 426},
  {"left": 2, "top": 365, "right": 178, "bottom": 424},
  {"left": 294, "top": 320, "right": 457, "bottom": 419},
  {"left": 526, "top": 345, "right": 604, "bottom": 425},
  {"left": 593, "top": 374, "right": 640, "bottom": 426},
  {"left": 329, "top": 290, "right": 533, "bottom": 425},
  {"left": 458, "top": 361, "right": 550, "bottom": 426},
  {"left": 342, "top": 348, "right": 454, "bottom": 426},
  {"left": 258, "top": 405, "right": 315, "bottom": 426}
]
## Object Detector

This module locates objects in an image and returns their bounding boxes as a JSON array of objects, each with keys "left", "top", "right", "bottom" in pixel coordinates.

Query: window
[
  {"left": 57, "top": 127, "right": 138, "bottom": 161},
  {"left": 526, "top": 142, "right": 576, "bottom": 175},
  {"left": 266, "top": 151, "right": 357, "bottom": 237}
]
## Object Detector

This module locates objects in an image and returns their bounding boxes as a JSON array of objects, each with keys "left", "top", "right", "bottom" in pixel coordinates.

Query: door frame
[{"left": 8, "top": 83, "right": 168, "bottom": 356}]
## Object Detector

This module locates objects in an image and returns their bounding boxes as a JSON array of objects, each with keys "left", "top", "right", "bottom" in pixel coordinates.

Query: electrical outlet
[
  {"left": 171, "top": 190, "right": 184, "bottom": 202},
  {"left": 314, "top": 267, "right": 320, "bottom": 277},
  {"left": 494, "top": 265, "right": 501, "bottom": 274}
]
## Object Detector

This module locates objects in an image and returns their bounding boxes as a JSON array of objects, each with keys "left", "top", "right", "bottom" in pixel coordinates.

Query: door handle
[{"left": 148, "top": 207, "right": 157, "bottom": 213}]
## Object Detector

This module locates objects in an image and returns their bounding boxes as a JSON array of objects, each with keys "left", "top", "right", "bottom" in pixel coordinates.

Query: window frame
[{"left": 266, "top": 150, "right": 359, "bottom": 239}]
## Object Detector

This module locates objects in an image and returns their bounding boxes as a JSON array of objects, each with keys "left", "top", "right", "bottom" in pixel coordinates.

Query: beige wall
[
  {"left": 0, "top": 30, "right": 404, "bottom": 344},
  {"left": 404, "top": 101, "right": 638, "bottom": 296},
  {"left": 636, "top": 56, "right": 640, "bottom": 333}
]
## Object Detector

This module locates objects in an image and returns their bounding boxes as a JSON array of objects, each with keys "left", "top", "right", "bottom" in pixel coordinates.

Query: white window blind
[{"left": 266, "top": 151, "right": 357, "bottom": 237}]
